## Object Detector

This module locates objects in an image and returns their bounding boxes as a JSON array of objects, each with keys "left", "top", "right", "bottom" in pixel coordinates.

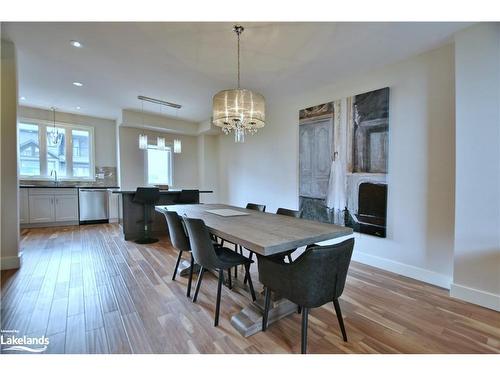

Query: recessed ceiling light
[
  {"left": 20, "top": 96, "right": 26, "bottom": 101},
  {"left": 76, "top": 106, "right": 81, "bottom": 110},
  {"left": 72, "top": 82, "right": 83, "bottom": 87},
  {"left": 70, "top": 40, "right": 83, "bottom": 48}
]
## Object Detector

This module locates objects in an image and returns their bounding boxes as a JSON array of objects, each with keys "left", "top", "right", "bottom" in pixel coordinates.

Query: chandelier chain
[{"left": 237, "top": 29, "right": 240, "bottom": 88}]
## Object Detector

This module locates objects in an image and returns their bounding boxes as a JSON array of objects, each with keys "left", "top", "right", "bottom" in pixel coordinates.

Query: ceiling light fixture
[
  {"left": 157, "top": 137, "right": 166, "bottom": 150},
  {"left": 72, "top": 82, "right": 83, "bottom": 87},
  {"left": 48, "top": 107, "right": 63, "bottom": 145},
  {"left": 212, "top": 25, "right": 265, "bottom": 143},
  {"left": 137, "top": 95, "right": 181, "bottom": 110},
  {"left": 76, "top": 106, "right": 81, "bottom": 110},
  {"left": 173, "top": 139, "right": 182, "bottom": 154},
  {"left": 70, "top": 40, "right": 83, "bottom": 48},
  {"left": 20, "top": 96, "right": 26, "bottom": 101}
]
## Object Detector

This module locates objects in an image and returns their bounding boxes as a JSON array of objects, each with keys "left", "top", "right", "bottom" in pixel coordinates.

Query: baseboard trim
[
  {"left": 450, "top": 283, "right": 500, "bottom": 311},
  {"left": 1, "top": 255, "right": 21, "bottom": 271},
  {"left": 352, "top": 250, "right": 452, "bottom": 289}
]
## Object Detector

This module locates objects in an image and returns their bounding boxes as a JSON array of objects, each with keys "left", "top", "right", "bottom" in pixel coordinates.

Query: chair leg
[
  {"left": 301, "top": 307, "right": 309, "bottom": 354},
  {"left": 287, "top": 254, "right": 293, "bottom": 263},
  {"left": 220, "top": 239, "right": 225, "bottom": 247},
  {"left": 192, "top": 267, "right": 205, "bottom": 303},
  {"left": 262, "top": 287, "right": 271, "bottom": 331},
  {"left": 172, "top": 251, "right": 183, "bottom": 281},
  {"left": 333, "top": 299, "right": 347, "bottom": 342},
  {"left": 297, "top": 305, "right": 302, "bottom": 314},
  {"left": 214, "top": 269, "right": 224, "bottom": 326},
  {"left": 244, "top": 264, "right": 256, "bottom": 301},
  {"left": 186, "top": 253, "right": 194, "bottom": 298}
]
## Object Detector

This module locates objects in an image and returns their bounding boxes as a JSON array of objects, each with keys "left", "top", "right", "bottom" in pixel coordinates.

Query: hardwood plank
[
  {"left": 103, "top": 310, "right": 132, "bottom": 354},
  {"left": 65, "top": 313, "right": 87, "bottom": 354}
]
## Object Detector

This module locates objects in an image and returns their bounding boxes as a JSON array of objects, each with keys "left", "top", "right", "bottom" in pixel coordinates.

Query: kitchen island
[{"left": 113, "top": 189, "right": 213, "bottom": 241}]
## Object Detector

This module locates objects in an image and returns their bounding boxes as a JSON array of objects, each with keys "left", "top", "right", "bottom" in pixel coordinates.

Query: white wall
[
  {"left": 119, "top": 126, "right": 199, "bottom": 190},
  {"left": 218, "top": 43, "right": 456, "bottom": 288},
  {"left": 18, "top": 106, "right": 117, "bottom": 167},
  {"left": 197, "top": 134, "right": 219, "bottom": 203},
  {"left": 1, "top": 38, "right": 20, "bottom": 270},
  {"left": 452, "top": 23, "right": 500, "bottom": 311}
]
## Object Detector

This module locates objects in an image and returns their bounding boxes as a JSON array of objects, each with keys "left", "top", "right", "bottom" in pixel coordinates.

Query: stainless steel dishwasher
[{"left": 78, "top": 189, "right": 109, "bottom": 224}]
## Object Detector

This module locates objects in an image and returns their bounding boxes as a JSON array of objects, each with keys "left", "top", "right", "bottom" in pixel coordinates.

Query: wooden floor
[{"left": 1, "top": 224, "right": 499, "bottom": 354}]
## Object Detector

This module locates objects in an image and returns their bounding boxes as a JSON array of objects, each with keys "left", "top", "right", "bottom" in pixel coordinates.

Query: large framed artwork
[{"left": 299, "top": 87, "right": 389, "bottom": 238}]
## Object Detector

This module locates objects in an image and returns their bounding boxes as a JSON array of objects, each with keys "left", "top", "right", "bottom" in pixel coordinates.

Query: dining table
[{"left": 155, "top": 203, "right": 353, "bottom": 337}]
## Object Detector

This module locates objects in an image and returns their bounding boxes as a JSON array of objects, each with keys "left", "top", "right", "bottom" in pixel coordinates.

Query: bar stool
[{"left": 133, "top": 187, "right": 161, "bottom": 244}]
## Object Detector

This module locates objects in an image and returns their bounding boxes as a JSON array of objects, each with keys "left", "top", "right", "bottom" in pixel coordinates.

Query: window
[
  {"left": 18, "top": 121, "right": 94, "bottom": 180},
  {"left": 19, "top": 123, "right": 41, "bottom": 176},
  {"left": 146, "top": 146, "right": 172, "bottom": 185}
]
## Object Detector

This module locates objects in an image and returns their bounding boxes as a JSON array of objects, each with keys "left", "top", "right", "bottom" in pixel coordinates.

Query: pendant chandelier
[
  {"left": 49, "top": 107, "right": 63, "bottom": 145},
  {"left": 212, "top": 25, "right": 265, "bottom": 143}
]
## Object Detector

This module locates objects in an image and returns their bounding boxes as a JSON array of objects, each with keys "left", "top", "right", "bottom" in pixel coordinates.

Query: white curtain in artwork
[{"left": 326, "top": 99, "right": 348, "bottom": 224}]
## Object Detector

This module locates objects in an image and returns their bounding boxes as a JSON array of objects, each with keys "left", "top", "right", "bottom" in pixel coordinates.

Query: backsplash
[{"left": 19, "top": 166, "right": 118, "bottom": 187}]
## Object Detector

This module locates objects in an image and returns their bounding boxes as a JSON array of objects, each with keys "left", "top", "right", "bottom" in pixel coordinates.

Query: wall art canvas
[{"left": 299, "top": 87, "right": 389, "bottom": 237}]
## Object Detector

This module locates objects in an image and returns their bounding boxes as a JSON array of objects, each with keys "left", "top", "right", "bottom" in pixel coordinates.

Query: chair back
[
  {"left": 182, "top": 217, "right": 221, "bottom": 269},
  {"left": 177, "top": 189, "right": 200, "bottom": 204},
  {"left": 258, "top": 238, "right": 354, "bottom": 308},
  {"left": 163, "top": 211, "right": 190, "bottom": 252},
  {"left": 133, "top": 187, "right": 161, "bottom": 204},
  {"left": 246, "top": 203, "right": 266, "bottom": 212},
  {"left": 276, "top": 207, "right": 301, "bottom": 218}
]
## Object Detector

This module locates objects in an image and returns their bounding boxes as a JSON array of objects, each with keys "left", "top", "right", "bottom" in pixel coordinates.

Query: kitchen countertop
[
  {"left": 112, "top": 189, "right": 213, "bottom": 194},
  {"left": 20, "top": 184, "right": 120, "bottom": 189}
]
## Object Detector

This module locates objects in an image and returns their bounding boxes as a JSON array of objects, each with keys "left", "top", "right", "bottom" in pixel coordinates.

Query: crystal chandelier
[
  {"left": 212, "top": 25, "right": 265, "bottom": 143},
  {"left": 48, "top": 107, "right": 63, "bottom": 145}
]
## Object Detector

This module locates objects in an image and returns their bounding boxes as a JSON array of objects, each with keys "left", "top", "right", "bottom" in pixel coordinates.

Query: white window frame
[
  {"left": 144, "top": 144, "right": 173, "bottom": 186},
  {"left": 18, "top": 118, "right": 96, "bottom": 181}
]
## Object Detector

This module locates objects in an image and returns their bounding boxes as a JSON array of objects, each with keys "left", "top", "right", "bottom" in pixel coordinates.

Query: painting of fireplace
[
  {"left": 345, "top": 182, "right": 387, "bottom": 238},
  {"left": 299, "top": 87, "right": 390, "bottom": 238}
]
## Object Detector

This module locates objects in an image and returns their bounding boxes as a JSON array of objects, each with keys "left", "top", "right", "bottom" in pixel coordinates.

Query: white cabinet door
[
  {"left": 20, "top": 188, "right": 30, "bottom": 224},
  {"left": 55, "top": 195, "right": 79, "bottom": 222},
  {"left": 29, "top": 195, "right": 56, "bottom": 223}
]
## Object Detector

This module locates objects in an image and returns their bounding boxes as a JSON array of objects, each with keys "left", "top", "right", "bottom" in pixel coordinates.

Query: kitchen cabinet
[
  {"left": 55, "top": 195, "right": 79, "bottom": 221},
  {"left": 29, "top": 194, "right": 56, "bottom": 223},
  {"left": 24, "top": 188, "right": 79, "bottom": 226}
]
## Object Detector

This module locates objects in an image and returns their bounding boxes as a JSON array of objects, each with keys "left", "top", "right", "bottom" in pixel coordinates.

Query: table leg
[
  {"left": 230, "top": 290, "right": 298, "bottom": 337},
  {"left": 177, "top": 260, "right": 200, "bottom": 277}
]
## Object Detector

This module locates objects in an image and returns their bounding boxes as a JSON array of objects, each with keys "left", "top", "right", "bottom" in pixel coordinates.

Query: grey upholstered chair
[
  {"left": 275, "top": 207, "right": 301, "bottom": 263},
  {"left": 258, "top": 238, "right": 354, "bottom": 354},
  {"left": 163, "top": 211, "right": 195, "bottom": 297},
  {"left": 246, "top": 203, "right": 266, "bottom": 212},
  {"left": 183, "top": 217, "right": 257, "bottom": 326}
]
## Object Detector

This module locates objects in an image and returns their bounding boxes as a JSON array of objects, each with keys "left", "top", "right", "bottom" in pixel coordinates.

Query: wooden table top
[{"left": 155, "top": 204, "right": 353, "bottom": 256}]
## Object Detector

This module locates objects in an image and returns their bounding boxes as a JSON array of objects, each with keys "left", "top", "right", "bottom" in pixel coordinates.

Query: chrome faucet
[{"left": 50, "top": 169, "right": 58, "bottom": 184}]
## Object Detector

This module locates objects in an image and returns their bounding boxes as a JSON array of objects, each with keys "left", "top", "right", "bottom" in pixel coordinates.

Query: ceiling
[{"left": 3, "top": 22, "right": 471, "bottom": 122}]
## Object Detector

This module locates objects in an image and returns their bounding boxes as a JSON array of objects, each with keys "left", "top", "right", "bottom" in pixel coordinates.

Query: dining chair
[
  {"left": 275, "top": 207, "right": 301, "bottom": 263},
  {"left": 163, "top": 211, "right": 196, "bottom": 298},
  {"left": 183, "top": 217, "right": 257, "bottom": 326},
  {"left": 245, "top": 203, "right": 266, "bottom": 212},
  {"left": 258, "top": 238, "right": 354, "bottom": 354}
]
